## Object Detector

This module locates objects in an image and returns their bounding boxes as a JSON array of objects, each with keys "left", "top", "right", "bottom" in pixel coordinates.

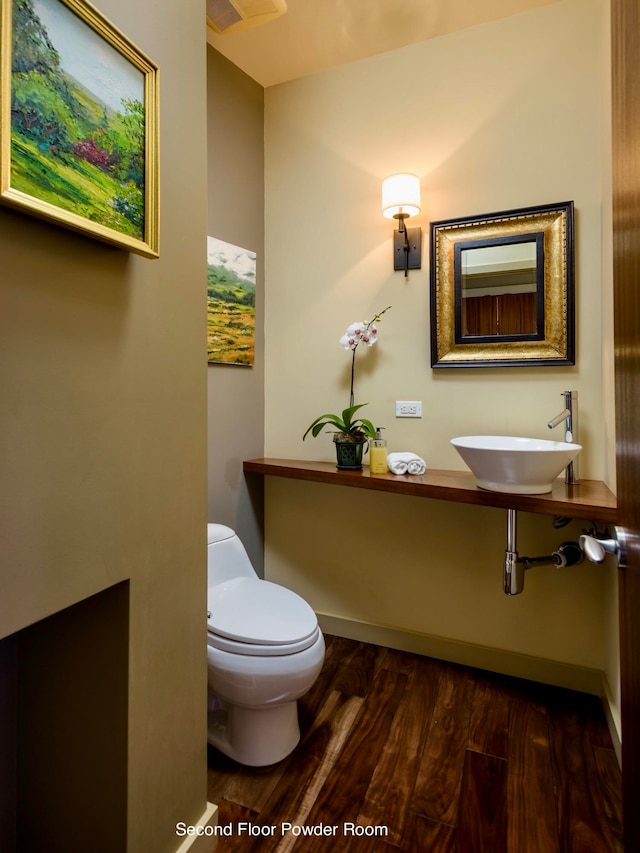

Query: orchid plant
[{"left": 303, "top": 306, "right": 391, "bottom": 443}]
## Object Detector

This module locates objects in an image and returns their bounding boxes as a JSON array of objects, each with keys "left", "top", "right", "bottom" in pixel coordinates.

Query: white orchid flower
[
  {"left": 340, "top": 322, "right": 367, "bottom": 350},
  {"left": 362, "top": 327, "right": 378, "bottom": 346}
]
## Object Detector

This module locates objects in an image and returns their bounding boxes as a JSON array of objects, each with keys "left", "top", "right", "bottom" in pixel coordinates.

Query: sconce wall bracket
[{"left": 393, "top": 226, "right": 422, "bottom": 272}]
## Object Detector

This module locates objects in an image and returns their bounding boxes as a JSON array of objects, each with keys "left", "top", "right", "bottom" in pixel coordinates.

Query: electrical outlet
[{"left": 395, "top": 400, "right": 422, "bottom": 418}]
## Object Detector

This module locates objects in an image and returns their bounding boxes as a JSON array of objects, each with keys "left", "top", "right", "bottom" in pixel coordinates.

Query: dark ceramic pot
[{"left": 333, "top": 433, "right": 367, "bottom": 470}]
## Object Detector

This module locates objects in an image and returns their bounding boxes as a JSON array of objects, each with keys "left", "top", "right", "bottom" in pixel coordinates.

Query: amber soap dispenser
[{"left": 369, "top": 427, "right": 388, "bottom": 473}]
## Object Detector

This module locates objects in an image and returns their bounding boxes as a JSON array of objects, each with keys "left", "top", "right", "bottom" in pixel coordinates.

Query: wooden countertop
[{"left": 243, "top": 458, "right": 617, "bottom": 524}]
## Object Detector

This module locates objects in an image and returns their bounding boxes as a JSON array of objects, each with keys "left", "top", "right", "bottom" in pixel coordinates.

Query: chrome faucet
[{"left": 547, "top": 390, "right": 579, "bottom": 484}]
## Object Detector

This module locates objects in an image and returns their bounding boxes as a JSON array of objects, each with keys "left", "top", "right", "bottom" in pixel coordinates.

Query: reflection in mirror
[
  {"left": 430, "top": 201, "right": 574, "bottom": 368},
  {"left": 456, "top": 236, "right": 543, "bottom": 341}
]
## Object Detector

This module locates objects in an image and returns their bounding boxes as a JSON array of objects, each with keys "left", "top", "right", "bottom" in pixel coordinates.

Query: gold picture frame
[
  {"left": 1, "top": 0, "right": 159, "bottom": 257},
  {"left": 430, "top": 202, "right": 574, "bottom": 367}
]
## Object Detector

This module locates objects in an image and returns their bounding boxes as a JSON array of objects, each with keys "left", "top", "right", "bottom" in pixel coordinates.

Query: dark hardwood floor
[{"left": 206, "top": 635, "right": 623, "bottom": 851}]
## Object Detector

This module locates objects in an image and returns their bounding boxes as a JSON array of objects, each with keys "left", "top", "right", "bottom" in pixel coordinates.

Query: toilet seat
[{"left": 207, "top": 577, "right": 319, "bottom": 656}]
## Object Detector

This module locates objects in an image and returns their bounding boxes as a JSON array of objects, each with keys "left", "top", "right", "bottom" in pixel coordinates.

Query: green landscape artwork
[
  {"left": 207, "top": 236, "right": 256, "bottom": 366},
  {"left": 6, "top": 0, "right": 155, "bottom": 252}
]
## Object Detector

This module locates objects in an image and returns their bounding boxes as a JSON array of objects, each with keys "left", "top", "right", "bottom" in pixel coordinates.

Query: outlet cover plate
[{"left": 395, "top": 400, "right": 422, "bottom": 418}]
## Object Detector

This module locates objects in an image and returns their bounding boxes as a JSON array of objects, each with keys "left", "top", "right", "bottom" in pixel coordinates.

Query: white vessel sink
[{"left": 450, "top": 435, "right": 582, "bottom": 495}]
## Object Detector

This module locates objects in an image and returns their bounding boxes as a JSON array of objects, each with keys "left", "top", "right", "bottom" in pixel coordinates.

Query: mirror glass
[
  {"left": 456, "top": 236, "right": 543, "bottom": 342},
  {"left": 430, "top": 202, "right": 574, "bottom": 367}
]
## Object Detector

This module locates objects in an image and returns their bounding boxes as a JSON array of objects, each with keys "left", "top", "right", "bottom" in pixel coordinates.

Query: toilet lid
[{"left": 207, "top": 577, "right": 318, "bottom": 648}]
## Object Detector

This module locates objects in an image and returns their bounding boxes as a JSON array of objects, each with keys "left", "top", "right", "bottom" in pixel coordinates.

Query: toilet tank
[{"left": 207, "top": 524, "right": 258, "bottom": 585}]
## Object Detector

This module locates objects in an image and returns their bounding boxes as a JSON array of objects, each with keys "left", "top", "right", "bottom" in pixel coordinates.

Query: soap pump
[{"left": 369, "top": 427, "right": 388, "bottom": 474}]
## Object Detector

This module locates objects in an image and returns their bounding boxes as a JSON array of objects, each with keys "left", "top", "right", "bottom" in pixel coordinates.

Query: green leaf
[
  {"left": 303, "top": 413, "right": 346, "bottom": 440},
  {"left": 341, "top": 403, "right": 369, "bottom": 431},
  {"left": 303, "top": 403, "right": 375, "bottom": 440},
  {"left": 357, "top": 418, "right": 376, "bottom": 437}
]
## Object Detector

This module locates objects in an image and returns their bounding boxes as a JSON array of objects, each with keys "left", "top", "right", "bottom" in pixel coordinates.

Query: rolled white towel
[
  {"left": 387, "top": 452, "right": 427, "bottom": 476},
  {"left": 407, "top": 457, "right": 426, "bottom": 475},
  {"left": 387, "top": 452, "right": 409, "bottom": 474}
]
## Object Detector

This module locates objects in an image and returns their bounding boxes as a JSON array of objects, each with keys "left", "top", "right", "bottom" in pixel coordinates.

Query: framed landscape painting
[
  {"left": 0, "top": 0, "right": 159, "bottom": 257},
  {"left": 207, "top": 236, "right": 256, "bottom": 366}
]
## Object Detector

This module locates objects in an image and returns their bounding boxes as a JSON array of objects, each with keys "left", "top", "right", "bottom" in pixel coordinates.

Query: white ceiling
[{"left": 206, "top": 0, "right": 560, "bottom": 88}]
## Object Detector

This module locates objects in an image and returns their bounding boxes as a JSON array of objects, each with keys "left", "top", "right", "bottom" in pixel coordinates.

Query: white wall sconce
[{"left": 381, "top": 173, "right": 422, "bottom": 277}]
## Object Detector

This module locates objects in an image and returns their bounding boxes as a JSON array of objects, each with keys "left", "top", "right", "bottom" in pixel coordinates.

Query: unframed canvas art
[{"left": 207, "top": 236, "right": 256, "bottom": 366}]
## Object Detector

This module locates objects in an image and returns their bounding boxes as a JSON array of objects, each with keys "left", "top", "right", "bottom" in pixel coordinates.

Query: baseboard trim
[
  {"left": 174, "top": 802, "right": 218, "bottom": 853},
  {"left": 317, "top": 612, "right": 603, "bottom": 695}
]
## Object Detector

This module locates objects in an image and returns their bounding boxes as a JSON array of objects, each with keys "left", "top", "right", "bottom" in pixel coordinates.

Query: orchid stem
[{"left": 350, "top": 348, "right": 356, "bottom": 407}]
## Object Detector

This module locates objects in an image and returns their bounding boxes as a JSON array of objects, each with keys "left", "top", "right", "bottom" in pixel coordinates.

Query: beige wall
[
  {"left": 0, "top": 0, "right": 211, "bottom": 848},
  {"left": 263, "top": 0, "right": 618, "bottom": 713},
  {"left": 206, "top": 49, "right": 265, "bottom": 574}
]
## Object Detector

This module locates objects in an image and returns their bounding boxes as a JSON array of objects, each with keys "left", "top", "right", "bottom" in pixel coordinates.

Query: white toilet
[{"left": 206, "top": 523, "right": 325, "bottom": 766}]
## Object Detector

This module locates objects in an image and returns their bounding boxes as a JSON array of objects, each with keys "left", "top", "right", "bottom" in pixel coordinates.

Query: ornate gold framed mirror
[{"left": 430, "top": 201, "right": 575, "bottom": 368}]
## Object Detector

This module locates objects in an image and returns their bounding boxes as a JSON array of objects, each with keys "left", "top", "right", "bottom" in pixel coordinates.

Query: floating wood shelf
[{"left": 243, "top": 458, "right": 617, "bottom": 524}]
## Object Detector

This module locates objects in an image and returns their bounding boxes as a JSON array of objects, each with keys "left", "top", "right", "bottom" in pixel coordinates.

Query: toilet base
[{"left": 207, "top": 698, "right": 301, "bottom": 766}]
